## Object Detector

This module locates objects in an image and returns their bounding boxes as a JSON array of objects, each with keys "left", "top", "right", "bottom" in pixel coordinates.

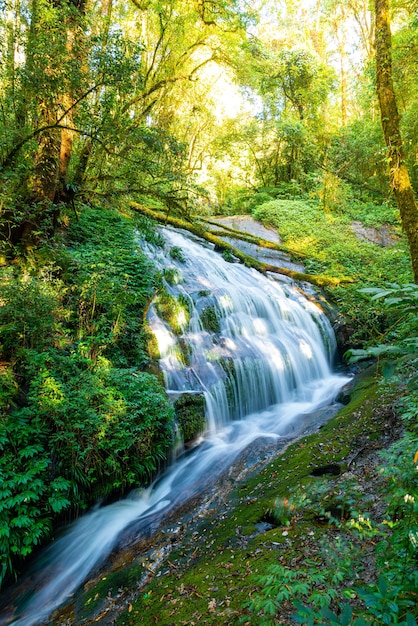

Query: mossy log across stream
[{"left": 130, "top": 203, "right": 353, "bottom": 289}]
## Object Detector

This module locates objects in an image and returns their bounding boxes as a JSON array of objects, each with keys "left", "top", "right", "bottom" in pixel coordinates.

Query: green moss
[
  {"left": 144, "top": 325, "right": 160, "bottom": 360},
  {"left": 200, "top": 305, "right": 221, "bottom": 334},
  {"left": 222, "top": 249, "right": 235, "bottom": 262},
  {"left": 177, "top": 338, "right": 192, "bottom": 366},
  {"left": 78, "top": 561, "right": 147, "bottom": 621},
  {"left": 155, "top": 292, "right": 190, "bottom": 335},
  {"left": 174, "top": 393, "right": 206, "bottom": 443}
]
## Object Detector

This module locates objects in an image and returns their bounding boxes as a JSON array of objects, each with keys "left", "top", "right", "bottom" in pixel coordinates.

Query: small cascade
[
  {"left": 0, "top": 227, "right": 349, "bottom": 626},
  {"left": 148, "top": 228, "right": 337, "bottom": 434}
]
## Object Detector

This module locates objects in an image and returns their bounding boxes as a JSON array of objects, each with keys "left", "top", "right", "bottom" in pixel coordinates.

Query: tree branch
[{"left": 1, "top": 84, "right": 105, "bottom": 167}]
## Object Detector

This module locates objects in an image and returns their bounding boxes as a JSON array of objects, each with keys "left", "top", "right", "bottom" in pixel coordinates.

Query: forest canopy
[{"left": 0, "top": 0, "right": 417, "bottom": 259}]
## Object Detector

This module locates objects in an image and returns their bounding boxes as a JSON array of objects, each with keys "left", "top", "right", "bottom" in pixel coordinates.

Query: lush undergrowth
[
  {"left": 252, "top": 199, "right": 406, "bottom": 282},
  {"left": 1, "top": 195, "right": 417, "bottom": 624},
  {"left": 252, "top": 198, "right": 413, "bottom": 346},
  {"left": 0, "top": 205, "right": 174, "bottom": 587}
]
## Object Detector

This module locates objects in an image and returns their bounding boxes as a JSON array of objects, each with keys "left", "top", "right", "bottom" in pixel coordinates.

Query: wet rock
[
  {"left": 310, "top": 464, "right": 342, "bottom": 477},
  {"left": 255, "top": 520, "right": 275, "bottom": 533},
  {"left": 335, "top": 384, "right": 352, "bottom": 405}
]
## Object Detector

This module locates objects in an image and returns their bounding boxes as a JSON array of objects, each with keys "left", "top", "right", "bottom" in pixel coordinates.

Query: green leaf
[
  {"left": 0, "top": 523, "right": 10, "bottom": 538},
  {"left": 377, "top": 575, "right": 388, "bottom": 597},
  {"left": 383, "top": 361, "right": 396, "bottom": 379},
  {"left": 320, "top": 606, "right": 339, "bottom": 622},
  {"left": 48, "top": 495, "right": 70, "bottom": 513},
  {"left": 10, "top": 515, "right": 32, "bottom": 528},
  {"left": 339, "top": 603, "right": 353, "bottom": 625}
]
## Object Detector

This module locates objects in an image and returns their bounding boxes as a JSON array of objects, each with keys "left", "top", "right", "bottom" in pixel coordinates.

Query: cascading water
[
  {"left": 0, "top": 227, "right": 350, "bottom": 626},
  {"left": 149, "top": 229, "right": 339, "bottom": 432}
]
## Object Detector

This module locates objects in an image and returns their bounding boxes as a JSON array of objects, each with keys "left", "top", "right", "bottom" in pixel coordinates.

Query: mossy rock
[
  {"left": 178, "top": 338, "right": 192, "bottom": 366},
  {"left": 200, "top": 305, "right": 221, "bottom": 334},
  {"left": 174, "top": 393, "right": 206, "bottom": 443},
  {"left": 155, "top": 292, "right": 190, "bottom": 335},
  {"left": 144, "top": 325, "right": 160, "bottom": 360},
  {"left": 162, "top": 268, "right": 181, "bottom": 285}
]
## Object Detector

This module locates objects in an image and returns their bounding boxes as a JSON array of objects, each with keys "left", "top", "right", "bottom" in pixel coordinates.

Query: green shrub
[
  {"left": 0, "top": 351, "right": 174, "bottom": 587},
  {"left": 0, "top": 267, "right": 64, "bottom": 358}
]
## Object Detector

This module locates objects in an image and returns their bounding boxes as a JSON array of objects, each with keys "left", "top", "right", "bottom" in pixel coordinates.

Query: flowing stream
[{"left": 0, "top": 227, "right": 350, "bottom": 626}]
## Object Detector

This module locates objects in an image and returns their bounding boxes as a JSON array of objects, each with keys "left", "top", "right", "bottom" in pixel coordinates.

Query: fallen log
[
  {"left": 130, "top": 203, "right": 353, "bottom": 288},
  {"left": 198, "top": 217, "right": 309, "bottom": 260}
]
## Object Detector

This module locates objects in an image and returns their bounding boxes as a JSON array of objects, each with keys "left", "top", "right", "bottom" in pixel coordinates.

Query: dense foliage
[{"left": 0, "top": 207, "right": 174, "bottom": 586}]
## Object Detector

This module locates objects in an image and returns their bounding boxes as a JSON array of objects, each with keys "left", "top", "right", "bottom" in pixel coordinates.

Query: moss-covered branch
[
  {"left": 198, "top": 217, "right": 309, "bottom": 260},
  {"left": 130, "top": 203, "right": 353, "bottom": 288}
]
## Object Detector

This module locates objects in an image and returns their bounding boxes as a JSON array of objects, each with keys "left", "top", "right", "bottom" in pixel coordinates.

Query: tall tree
[
  {"left": 375, "top": 0, "right": 418, "bottom": 282},
  {"left": 30, "top": 0, "right": 87, "bottom": 204}
]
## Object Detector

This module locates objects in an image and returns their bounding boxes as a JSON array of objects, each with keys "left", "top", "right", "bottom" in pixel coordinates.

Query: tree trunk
[
  {"left": 375, "top": 0, "right": 418, "bottom": 283},
  {"left": 31, "top": 0, "right": 86, "bottom": 205},
  {"left": 32, "top": 112, "right": 61, "bottom": 202}
]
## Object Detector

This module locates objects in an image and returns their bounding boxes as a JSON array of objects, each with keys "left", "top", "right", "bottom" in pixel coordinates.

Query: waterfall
[
  {"left": 0, "top": 228, "right": 349, "bottom": 626},
  {"left": 148, "top": 229, "right": 339, "bottom": 434}
]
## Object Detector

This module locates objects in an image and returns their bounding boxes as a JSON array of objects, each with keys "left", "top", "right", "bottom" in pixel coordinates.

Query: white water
[{"left": 1, "top": 228, "right": 349, "bottom": 626}]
